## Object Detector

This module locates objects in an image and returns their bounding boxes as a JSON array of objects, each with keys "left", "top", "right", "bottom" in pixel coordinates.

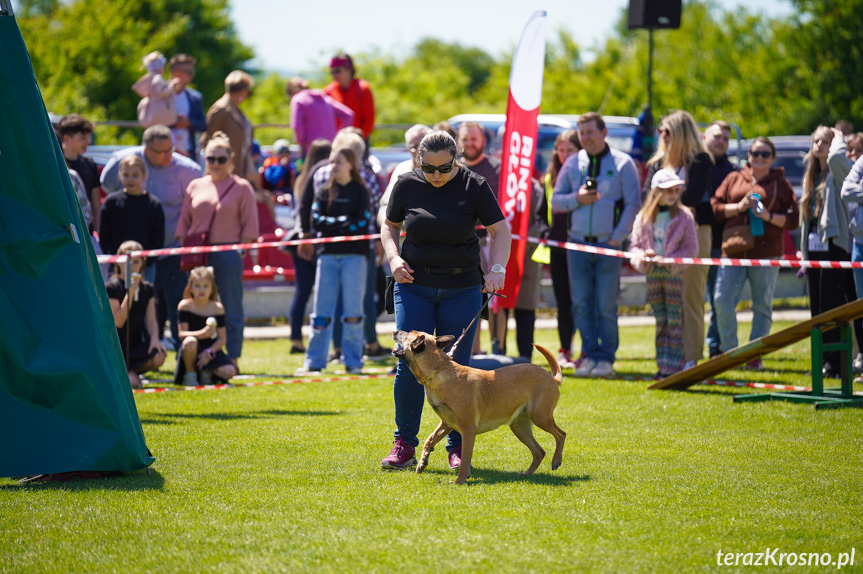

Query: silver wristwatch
[{"left": 490, "top": 264, "right": 506, "bottom": 274}]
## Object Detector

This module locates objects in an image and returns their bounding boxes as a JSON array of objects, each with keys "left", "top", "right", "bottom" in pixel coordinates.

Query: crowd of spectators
[{"left": 59, "top": 49, "right": 863, "bottom": 388}]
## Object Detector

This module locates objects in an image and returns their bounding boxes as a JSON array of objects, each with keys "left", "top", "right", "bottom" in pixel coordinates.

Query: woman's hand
[
  {"left": 129, "top": 272, "right": 141, "bottom": 299},
  {"left": 197, "top": 349, "right": 214, "bottom": 369},
  {"left": 297, "top": 242, "right": 315, "bottom": 261},
  {"left": 391, "top": 256, "right": 414, "bottom": 284},
  {"left": 738, "top": 194, "right": 756, "bottom": 213},
  {"left": 149, "top": 338, "right": 166, "bottom": 356},
  {"left": 201, "top": 324, "right": 217, "bottom": 339},
  {"left": 483, "top": 268, "right": 506, "bottom": 293}
]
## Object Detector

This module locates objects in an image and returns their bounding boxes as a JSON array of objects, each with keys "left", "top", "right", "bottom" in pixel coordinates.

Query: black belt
[
  {"left": 418, "top": 265, "right": 479, "bottom": 275},
  {"left": 582, "top": 236, "right": 604, "bottom": 244}
]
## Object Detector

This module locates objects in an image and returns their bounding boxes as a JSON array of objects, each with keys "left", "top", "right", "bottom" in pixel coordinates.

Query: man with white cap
[{"left": 377, "top": 124, "right": 432, "bottom": 228}]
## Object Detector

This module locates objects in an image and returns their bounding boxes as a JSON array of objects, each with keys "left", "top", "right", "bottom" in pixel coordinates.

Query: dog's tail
[{"left": 534, "top": 344, "right": 562, "bottom": 385}]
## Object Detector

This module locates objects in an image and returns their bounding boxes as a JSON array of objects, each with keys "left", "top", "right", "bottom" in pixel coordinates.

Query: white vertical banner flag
[{"left": 496, "top": 10, "right": 547, "bottom": 310}]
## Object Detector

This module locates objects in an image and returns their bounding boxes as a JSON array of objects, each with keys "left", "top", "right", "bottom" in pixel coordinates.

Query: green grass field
[{"left": 2, "top": 322, "right": 863, "bottom": 573}]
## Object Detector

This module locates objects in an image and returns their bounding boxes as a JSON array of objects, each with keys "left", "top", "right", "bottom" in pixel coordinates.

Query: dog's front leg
[
  {"left": 454, "top": 426, "right": 476, "bottom": 485},
  {"left": 417, "top": 421, "right": 450, "bottom": 473}
]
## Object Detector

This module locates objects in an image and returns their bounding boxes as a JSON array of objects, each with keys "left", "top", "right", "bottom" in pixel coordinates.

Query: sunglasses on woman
[
  {"left": 420, "top": 157, "right": 455, "bottom": 174},
  {"left": 206, "top": 156, "right": 229, "bottom": 164},
  {"left": 749, "top": 150, "right": 772, "bottom": 158}
]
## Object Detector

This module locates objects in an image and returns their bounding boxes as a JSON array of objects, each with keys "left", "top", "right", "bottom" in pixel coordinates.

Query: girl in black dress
[
  {"left": 174, "top": 266, "right": 237, "bottom": 386},
  {"left": 106, "top": 240, "right": 166, "bottom": 389}
]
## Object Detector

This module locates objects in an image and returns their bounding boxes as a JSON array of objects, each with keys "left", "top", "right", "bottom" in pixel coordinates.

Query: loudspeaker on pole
[{"left": 628, "top": 0, "right": 682, "bottom": 30}]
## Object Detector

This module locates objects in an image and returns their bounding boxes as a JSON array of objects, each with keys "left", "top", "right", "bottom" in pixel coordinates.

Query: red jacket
[{"left": 324, "top": 78, "right": 375, "bottom": 138}]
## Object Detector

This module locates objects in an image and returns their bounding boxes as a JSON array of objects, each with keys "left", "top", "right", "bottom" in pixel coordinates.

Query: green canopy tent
[{"left": 0, "top": 2, "right": 154, "bottom": 478}]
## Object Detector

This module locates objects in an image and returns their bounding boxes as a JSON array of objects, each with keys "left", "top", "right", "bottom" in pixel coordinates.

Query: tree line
[{"left": 17, "top": 0, "right": 863, "bottom": 147}]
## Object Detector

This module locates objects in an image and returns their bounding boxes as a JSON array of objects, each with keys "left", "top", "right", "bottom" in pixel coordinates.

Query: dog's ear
[
  {"left": 409, "top": 334, "right": 426, "bottom": 354},
  {"left": 435, "top": 335, "right": 455, "bottom": 349}
]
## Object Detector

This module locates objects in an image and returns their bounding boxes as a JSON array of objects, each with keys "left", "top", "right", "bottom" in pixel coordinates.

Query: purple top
[{"left": 290, "top": 89, "right": 355, "bottom": 148}]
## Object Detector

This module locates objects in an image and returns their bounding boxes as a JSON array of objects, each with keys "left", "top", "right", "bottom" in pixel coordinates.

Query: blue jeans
[
  {"left": 332, "top": 247, "right": 379, "bottom": 351},
  {"left": 155, "top": 255, "right": 188, "bottom": 348},
  {"left": 705, "top": 248, "right": 722, "bottom": 353},
  {"left": 209, "top": 250, "right": 245, "bottom": 359},
  {"left": 289, "top": 252, "right": 316, "bottom": 342},
  {"left": 305, "top": 254, "right": 367, "bottom": 370},
  {"left": 567, "top": 243, "right": 622, "bottom": 364},
  {"left": 713, "top": 264, "right": 779, "bottom": 352},
  {"left": 392, "top": 282, "right": 481, "bottom": 449},
  {"left": 853, "top": 241, "right": 863, "bottom": 300}
]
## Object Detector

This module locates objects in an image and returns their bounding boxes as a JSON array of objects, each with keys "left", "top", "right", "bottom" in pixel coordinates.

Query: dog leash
[{"left": 446, "top": 292, "right": 506, "bottom": 358}]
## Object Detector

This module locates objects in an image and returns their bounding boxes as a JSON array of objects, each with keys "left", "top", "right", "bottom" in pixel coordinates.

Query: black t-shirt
[
  {"left": 105, "top": 275, "right": 154, "bottom": 356},
  {"left": 311, "top": 179, "right": 370, "bottom": 257},
  {"left": 179, "top": 309, "right": 226, "bottom": 350},
  {"left": 387, "top": 167, "right": 504, "bottom": 288},
  {"left": 65, "top": 155, "right": 100, "bottom": 195},
  {"left": 99, "top": 191, "right": 165, "bottom": 255}
]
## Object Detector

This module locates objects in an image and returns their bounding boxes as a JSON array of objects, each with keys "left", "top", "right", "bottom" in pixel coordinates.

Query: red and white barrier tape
[
  {"left": 516, "top": 235, "right": 863, "bottom": 269},
  {"left": 96, "top": 233, "right": 380, "bottom": 264},
  {"left": 95, "top": 230, "right": 863, "bottom": 270},
  {"left": 132, "top": 371, "right": 863, "bottom": 396},
  {"left": 132, "top": 372, "right": 391, "bottom": 394}
]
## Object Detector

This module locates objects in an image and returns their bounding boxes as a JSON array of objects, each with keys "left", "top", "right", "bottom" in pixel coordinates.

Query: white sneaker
[
  {"left": 590, "top": 361, "right": 615, "bottom": 377},
  {"left": 683, "top": 360, "right": 697, "bottom": 370},
  {"left": 294, "top": 366, "right": 322, "bottom": 376},
  {"left": 557, "top": 351, "right": 576, "bottom": 370},
  {"left": 574, "top": 358, "right": 597, "bottom": 377}
]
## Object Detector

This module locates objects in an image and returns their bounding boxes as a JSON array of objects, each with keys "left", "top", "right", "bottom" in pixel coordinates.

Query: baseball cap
[
  {"left": 273, "top": 139, "right": 291, "bottom": 154},
  {"left": 651, "top": 167, "right": 687, "bottom": 190}
]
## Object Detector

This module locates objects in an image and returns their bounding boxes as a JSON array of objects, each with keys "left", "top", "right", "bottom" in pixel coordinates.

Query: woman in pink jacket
[{"left": 629, "top": 168, "right": 698, "bottom": 376}]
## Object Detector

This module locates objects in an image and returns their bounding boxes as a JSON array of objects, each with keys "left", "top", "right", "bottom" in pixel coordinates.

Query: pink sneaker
[
  {"left": 381, "top": 437, "right": 417, "bottom": 470},
  {"left": 448, "top": 445, "right": 462, "bottom": 470},
  {"left": 745, "top": 358, "right": 764, "bottom": 370}
]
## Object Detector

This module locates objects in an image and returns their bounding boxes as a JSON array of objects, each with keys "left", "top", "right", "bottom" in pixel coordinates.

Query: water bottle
[{"left": 749, "top": 193, "right": 765, "bottom": 238}]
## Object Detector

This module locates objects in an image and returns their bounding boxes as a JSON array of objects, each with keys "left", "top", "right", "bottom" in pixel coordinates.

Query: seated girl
[{"left": 174, "top": 266, "right": 238, "bottom": 386}]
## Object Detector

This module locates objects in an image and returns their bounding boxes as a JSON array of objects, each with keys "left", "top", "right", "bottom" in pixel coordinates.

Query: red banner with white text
[{"left": 496, "top": 11, "right": 547, "bottom": 309}]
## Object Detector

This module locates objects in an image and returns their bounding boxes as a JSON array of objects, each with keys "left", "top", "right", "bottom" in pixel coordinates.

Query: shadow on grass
[
  {"left": 421, "top": 467, "right": 590, "bottom": 486},
  {"left": 139, "top": 409, "right": 340, "bottom": 425},
  {"left": 1, "top": 468, "right": 165, "bottom": 492}
]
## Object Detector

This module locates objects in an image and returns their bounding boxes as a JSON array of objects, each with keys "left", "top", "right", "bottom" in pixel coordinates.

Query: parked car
[{"left": 447, "top": 113, "right": 643, "bottom": 179}]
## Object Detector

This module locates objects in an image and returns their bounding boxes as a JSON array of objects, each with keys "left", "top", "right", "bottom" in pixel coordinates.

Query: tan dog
[{"left": 392, "top": 330, "right": 566, "bottom": 484}]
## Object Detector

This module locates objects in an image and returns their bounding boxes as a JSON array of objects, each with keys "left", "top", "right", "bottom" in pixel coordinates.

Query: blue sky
[{"left": 230, "top": 0, "right": 792, "bottom": 74}]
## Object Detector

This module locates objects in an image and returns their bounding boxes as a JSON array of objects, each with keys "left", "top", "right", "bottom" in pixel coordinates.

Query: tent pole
[{"left": 0, "top": 0, "right": 13, "bottom": 16}]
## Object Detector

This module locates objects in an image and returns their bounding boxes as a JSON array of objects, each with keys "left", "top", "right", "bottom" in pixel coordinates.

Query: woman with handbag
[
  {"left": 176, "top": 132, "right": 259, "bottom": 368},
  {"left": 710, "top": 137, "right": 799, "bottom": 365},
  {"left": 800, "top": 126, "right": 862, "bottom": 377}
]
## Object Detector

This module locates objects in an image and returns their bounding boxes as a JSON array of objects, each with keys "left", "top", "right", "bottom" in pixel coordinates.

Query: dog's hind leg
[
  {"left": 417, "top": 421, "right": 450, "bottom": 474},
  {"left": 531, "top": 409, "right": 566, "bottom": 471},
  {"left": 509, "top": 410, "right": 545, "bottom": 476}
]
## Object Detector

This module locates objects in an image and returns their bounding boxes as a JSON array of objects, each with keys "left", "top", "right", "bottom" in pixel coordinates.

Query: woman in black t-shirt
[{"left": 379, "top": 130, "right": 511, "bottom": 471}]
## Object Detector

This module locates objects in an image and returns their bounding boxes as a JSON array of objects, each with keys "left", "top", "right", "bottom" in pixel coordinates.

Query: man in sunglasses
[{"left": 101, "top": 124, "right": 203, "bottom": 349}]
